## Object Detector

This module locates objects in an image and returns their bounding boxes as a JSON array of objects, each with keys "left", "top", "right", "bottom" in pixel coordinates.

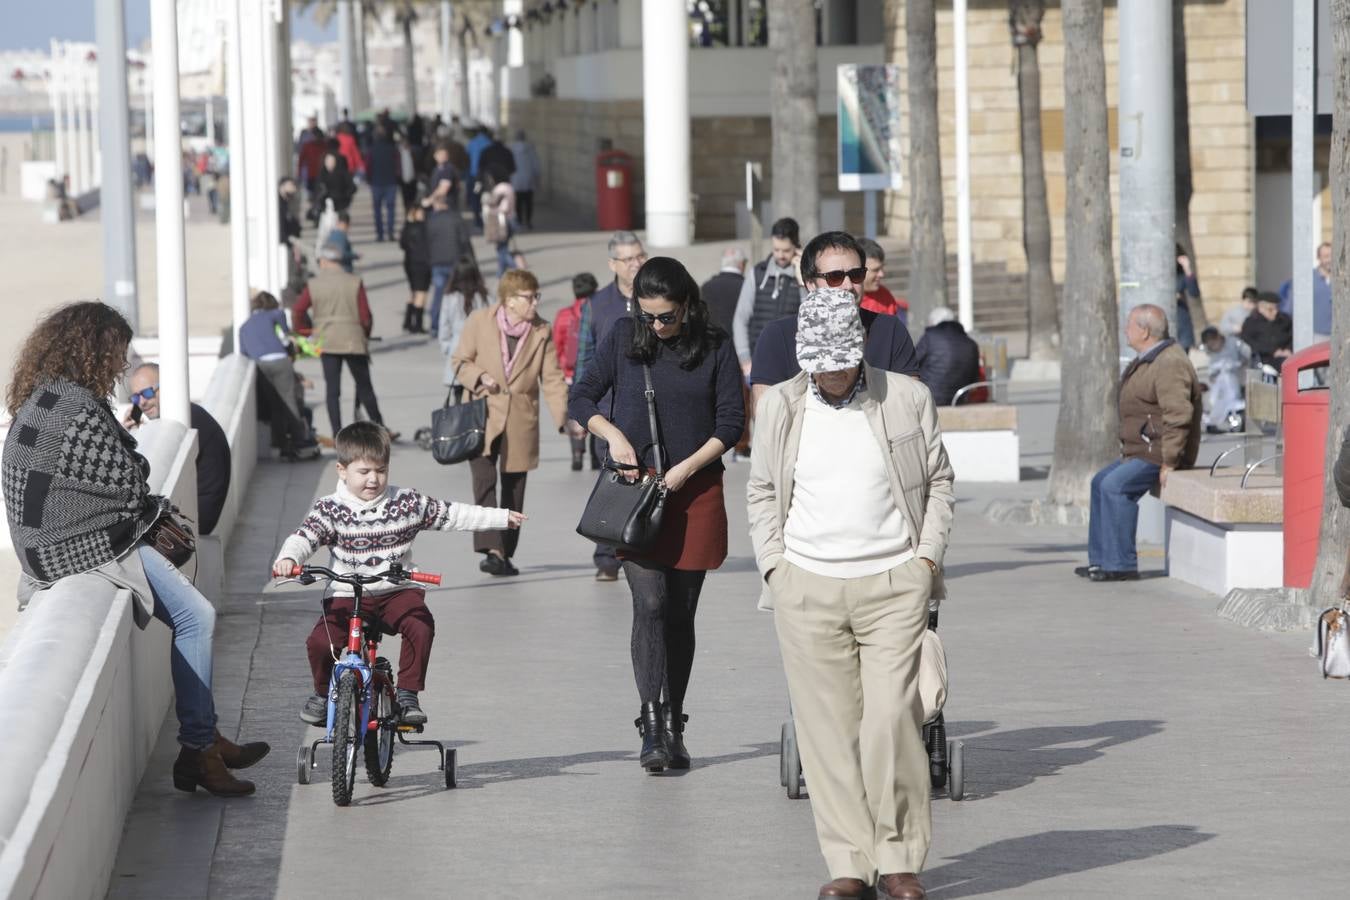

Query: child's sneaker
[
  {"left": 301, "top": 693, "right": 327, "bottom": 726},
  {"left": 397, "top": 689, "right": 427, "bottom": 726}
]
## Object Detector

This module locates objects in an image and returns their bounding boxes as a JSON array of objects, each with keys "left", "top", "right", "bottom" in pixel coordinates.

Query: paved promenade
[{"left": 107, "top": 202, "right": 1349, "bottom": 898}]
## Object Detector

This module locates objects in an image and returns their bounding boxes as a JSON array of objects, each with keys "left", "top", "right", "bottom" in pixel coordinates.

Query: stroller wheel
[
  {"left": 927, "top": 717, "right": 948, "bottom": 790},
  {"left": 783, "top": 721, "right": 804, "bottom": 799},
  {"left": 779, "top": 722, "right": 790, "bottom": 787}
]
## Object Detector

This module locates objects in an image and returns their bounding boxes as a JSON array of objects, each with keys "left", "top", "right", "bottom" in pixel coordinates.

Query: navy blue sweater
[{"left": 568, "top": 318, "right": 745, "bottom": 471}]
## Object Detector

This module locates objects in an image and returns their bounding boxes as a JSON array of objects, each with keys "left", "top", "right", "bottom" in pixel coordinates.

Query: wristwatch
[{"left": 921, "top": 557, "right": 939, "bottom": 575}]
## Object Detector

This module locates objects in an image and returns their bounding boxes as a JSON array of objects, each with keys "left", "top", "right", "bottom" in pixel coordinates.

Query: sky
[{"left": 2, "top": 0, "right": 336, "bottom": 51}]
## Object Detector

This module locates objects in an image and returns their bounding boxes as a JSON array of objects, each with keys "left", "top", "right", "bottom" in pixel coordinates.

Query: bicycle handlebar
[{"left": 279, "top": 563, "right": 441, "bottom": 587}]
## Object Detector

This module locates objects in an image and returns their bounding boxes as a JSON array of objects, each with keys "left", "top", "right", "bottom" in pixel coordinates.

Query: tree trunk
[
  {"left": 1048, "top": 0, "right": 1119, "bottom": 508},
  {"left": 768, "top": 0, "right": 819, "bottom": 237},
  {"left": 402, "top": 14, "right": 418, "bottom": 115},
  {"left": 1308, "top": 0, "right": 1350, "bottom": 601},
  {"left": 1011, "top": 1, "right": 1058, "bottom": 360},
  {"left": 354, "top": 2, "right": 372, "bottom": 113},
  {"left": 1172, "top": 0, "right": 1209, "bottom": 330},
  {"left": 459, "top": 17, "right": 472, "bottom": 121},
  {"left": 905, "top": 0, "right": 949, "bottom": 334}
]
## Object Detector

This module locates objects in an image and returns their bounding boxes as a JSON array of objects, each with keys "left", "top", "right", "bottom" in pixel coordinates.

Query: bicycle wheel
[
  {"left": 364, "top": 686, "right": 395, "bottom": 787},
  {"left": 331, "top": 670, "right": 360, "bottom": 806}
]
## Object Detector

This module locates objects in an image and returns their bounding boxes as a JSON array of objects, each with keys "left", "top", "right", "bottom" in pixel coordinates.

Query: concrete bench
[
  {"left": 936, "top": 404, "right": 1019, "bottom": 482},
  {"left": 1161, "top": 468, "right": 1283, "bottom": 595}
]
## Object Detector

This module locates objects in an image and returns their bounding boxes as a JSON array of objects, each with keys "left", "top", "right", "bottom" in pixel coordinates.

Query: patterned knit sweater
[
  {"left": 275, "top": 481, "right": 510, "bottom": 595},
  {"left": 3, "top": 379, "right": 166, "bottom": 585}
]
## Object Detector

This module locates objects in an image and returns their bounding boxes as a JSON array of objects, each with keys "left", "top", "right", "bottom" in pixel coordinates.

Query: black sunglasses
[
  {"left": 816, "top": 267, "right": 867, "bottom": 288},
  {"left": 636, "top": 310, "right": 681, "bottom": 325},
  {"left": 131, "top": 385, "right": 158, "bottom": 405}
]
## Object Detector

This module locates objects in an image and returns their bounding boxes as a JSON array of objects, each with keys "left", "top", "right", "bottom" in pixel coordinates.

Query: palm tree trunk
[
  {"left": 1173, "top": 1, "right": 1209, "bottom": 329},
  {"left": 768, "top": 0, "right": 819, "bottom": 236},
  {"left": 1011, "top": 1, "right": 1058, "bottom": 360},
  {"left": 459, "top": 17, "right": 471, "bottom": 121},
  {"left": 1309, "top": 0, "right": 1350, "bottom": 601},
  {"left": 1048, "top": 0, "right": 1119, "bottom": 508},
  {"left": 905, "top": 0, "right": 949, "bottom": 333},
  {"left": 402, "top": 14, "right": 418, "bottom": 114}
]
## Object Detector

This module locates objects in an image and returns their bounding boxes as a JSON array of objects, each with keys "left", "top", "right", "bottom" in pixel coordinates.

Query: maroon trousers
[{"left": 306, "top": 588, "right": 435, "bottom": 695}]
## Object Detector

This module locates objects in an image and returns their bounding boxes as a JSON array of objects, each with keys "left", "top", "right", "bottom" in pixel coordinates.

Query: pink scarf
[{"left": 496, "top": 304, "right": 532, "bottom": 381}]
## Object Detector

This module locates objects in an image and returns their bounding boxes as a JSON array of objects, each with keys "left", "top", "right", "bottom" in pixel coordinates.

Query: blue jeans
[
  {"left": 370, "top": 183, "right": 397, "bottom": 240},
  {"left": 1087, "top": 458, "right": 1162, "bottom": 572},
  {"left": 496, "top": 240, "right": 515, "bottom": 276},
  {"left": 138, "top": 545, "right": 218, "bottom": 749},
  {"left": 428, "top": 264, "right": 455, "bottom": 338}
]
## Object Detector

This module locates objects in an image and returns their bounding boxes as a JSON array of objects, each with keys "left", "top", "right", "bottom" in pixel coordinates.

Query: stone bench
[
  {"left": 1161, "top": 468, "right": 1283, "bottom": 595},
  {"left": 937, "top": 404, "right": 1019, "bottom": 482}
]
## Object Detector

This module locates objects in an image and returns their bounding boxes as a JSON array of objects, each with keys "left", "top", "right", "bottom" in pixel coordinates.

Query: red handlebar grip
[
  {"left": 410, "top": 571, "right": 442, "bottom": 586},
  {"left": 285, "top": 564, "right": 301, "bottom": 576}
]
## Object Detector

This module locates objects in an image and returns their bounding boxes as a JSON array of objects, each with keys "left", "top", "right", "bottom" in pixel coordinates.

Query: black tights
[
  {"left": 321, "top": 353, "right": 383, "bottom": 435},
  {"left": 622, "top": 559, "right": 706, "bottom": 710}
]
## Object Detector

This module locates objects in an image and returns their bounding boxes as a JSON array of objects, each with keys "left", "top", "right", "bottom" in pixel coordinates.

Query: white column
[
  {"left": 96, "top": 0, "right": 138, "bottom": 331},
  {"left": 260, "top": 0, "right": 282, "bottom": 296},
  {"left": 142, "top": 61, "right": 154, "bottom": 162},
  {"left": 205, "top": 95, "right": 215, "bottom": 145},
  {"left": 150, "top": 0, "right": 191, "bottom": 425},
  {"left": 81, "top": 64, "right": 98, "bottom": 189},
  {"left": 337, "top": 0, "right": 355, "bottom": 116},
  {"left": 954, "top": 0, "right": 973, "bottom": 330},
  {"left": 440, "top": 1, "right": 454, "bottom": 122},
  {"left": 226, "top": 0, "right": 251, "bottom": 343},
  {"left": 1116, "top": 0, "right": 1175, "bottom": 345},
  {"left": 619, "top": 2, "right": 643, "bottom": 49},
  {"left": 1291, "top": 0, "right": 1316, "bottom": 351},
  {"left": 506, "top": 0, "right": 524, "bottom": 65},
  {"left": 49, "top": 40, "right": 67, "bottom": 187},
  {"left": 641, "top": 0, "right": 690, "bottom": 246},
  {"left": 68, "top": 47, "right": 86, "bottom": 194},
  {"left": 240, "top": 0, "right": 269, "bottom": 294}
]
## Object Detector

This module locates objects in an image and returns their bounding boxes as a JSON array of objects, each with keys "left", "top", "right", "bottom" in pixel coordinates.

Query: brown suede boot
[
  {"left": 173, "top": 741, "right": 257, "bottom": 796},
  {"left": 214, "top": 730, "right": 271, "bottom": 770}
]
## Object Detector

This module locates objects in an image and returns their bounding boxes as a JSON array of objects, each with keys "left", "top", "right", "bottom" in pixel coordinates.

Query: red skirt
[{"left": 620, "top": 467, "right": 728, "bottom": 572}]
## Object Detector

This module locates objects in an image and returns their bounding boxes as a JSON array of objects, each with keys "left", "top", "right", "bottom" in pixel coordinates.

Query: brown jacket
[
  {"left": 451, "top": 304, "right": 569, "bottom": 473},
  {"left": 1118, "top": 340, "right": 1202, "bottom": 468},
  {"left": 304, "top": 269, "right": 368, "bottom": 355}
]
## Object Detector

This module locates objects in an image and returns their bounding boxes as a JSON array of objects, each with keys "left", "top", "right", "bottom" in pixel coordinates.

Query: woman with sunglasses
[
  {"left": 2, "top": 302, "right": 269, "bottom": 797},
  {"left": 452, "top": 269, "right": 570, "bottom": 576},
  {"left": 568, "top": 257, "right": 746, "bottom": 772}
]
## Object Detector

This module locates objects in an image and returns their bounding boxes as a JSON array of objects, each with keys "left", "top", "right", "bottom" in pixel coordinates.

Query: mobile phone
[{"left": 130, "top": 403, "right": 143, "bottom": 424}]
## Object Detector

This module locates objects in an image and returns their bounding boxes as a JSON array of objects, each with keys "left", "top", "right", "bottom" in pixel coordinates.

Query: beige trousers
[{"left": 772, "top": 557, "right": 932, "bottom": 881}]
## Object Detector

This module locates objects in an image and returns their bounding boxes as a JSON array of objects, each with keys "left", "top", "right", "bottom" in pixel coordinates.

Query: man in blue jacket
[{"left": 570, "top": 230, "right": 647, "bottom": 580}]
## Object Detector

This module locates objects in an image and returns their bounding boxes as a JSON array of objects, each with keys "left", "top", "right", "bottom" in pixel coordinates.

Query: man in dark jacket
[
  {"left": 1240, "top": 291, "right": 1293, "bottom": 365},
  {"left": 366, "top": 125, "right": 400, "bottom": 241},
  {"left": 425, "top": 204, "right": 473, "bottom": 338},
  {"left": 478, "top": 129, "right": 517, "bottom": 186},
  {"left": 1076, "top": 304, "right": 1201, "bottom": 582},
  {"left": 570, "top": 230, "right": 646, "bottom": 580},
  {"left": 915, "top": 306, "right": 982, "bottom": 406},
  {"left": 733, "top": 217, "right": 801, "bottom": 373},
  {"left": 701, "top": 246, "right": 747, "bottom": 335},
  {"left": 127, "top": 365, "right": 233, "bottom": 536}
]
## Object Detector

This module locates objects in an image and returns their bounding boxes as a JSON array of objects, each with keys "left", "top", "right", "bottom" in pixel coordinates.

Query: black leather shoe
[
  {"left": 1088, "top": 569, "right": 1141, "bottom": 582},
  {"left": 1074, "top": 565, "right": 1101, "bottom": 578},
  {"left": 480, "top": 554, "right": 506, "bottom": 575},
  {"left": 664, "top": 706, "right": 690, "bottom": 769},
  {"left": 635, "top": 702, "right": 670, "bottom": 772}
]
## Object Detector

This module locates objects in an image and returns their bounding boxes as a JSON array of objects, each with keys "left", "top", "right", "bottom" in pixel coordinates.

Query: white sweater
[
  {"left": 782, "top": 392, "right": 914, "bottom": 578},
  {"left": 276, "top": 481, "right": 510, "bottom": 595}
]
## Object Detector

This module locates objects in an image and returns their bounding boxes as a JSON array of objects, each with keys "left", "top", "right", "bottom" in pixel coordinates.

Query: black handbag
[
  {"left": 430, "top": 381, "right": 487, "bottom": 465},
  {"left": 146, "top": 506, "right": 196, "bottom": 568},
  {"left": 576, "top": 364, "right": 668, "bottom": 551}
]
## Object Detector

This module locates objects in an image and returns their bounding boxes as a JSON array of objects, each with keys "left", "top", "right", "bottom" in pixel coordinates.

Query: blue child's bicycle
[{"left": 283, "top": 563, "right": 457, "bottom": 806}]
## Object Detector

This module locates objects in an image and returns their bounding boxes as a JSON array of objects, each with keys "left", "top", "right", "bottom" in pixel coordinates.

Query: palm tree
[
  {"left": 903, "top": 0, "right": 948, "bottom": 333},
  {"left": 1172, "top": 2, "right": 1210, "bottom": 330},
  {"left": 395, "top": 2, "right": 419, "bottom": 114},
  {"left": 768, "top": 0, "right": 819, "bottom": 236},
  {"left": 1308, "top": 0, "right": 1350, "bottom": 602},
  {"left": 1010, "top": 0, "right": 1058, "bottom": 360},
  {"left": 1048, "top": 0, "right": 1118, "bottom": 508}
]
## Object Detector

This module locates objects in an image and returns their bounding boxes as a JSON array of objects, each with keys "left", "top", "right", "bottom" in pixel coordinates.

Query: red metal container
[
  {"left": 1281, "top": 342, "right": 1331, "bottom": 588},
  {"left": 595, "top": 150, "right": 634, "bottom": 231}
]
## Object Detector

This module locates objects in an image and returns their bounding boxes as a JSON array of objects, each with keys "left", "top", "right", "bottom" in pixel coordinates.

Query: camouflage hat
[{"left": 796, "top": 287, "right": 864, "bottom": 374}]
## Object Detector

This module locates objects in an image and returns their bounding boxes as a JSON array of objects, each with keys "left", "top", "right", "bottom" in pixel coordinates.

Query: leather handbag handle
[{"left": 642, "top": 363, "right": 666, "bottom": 475}]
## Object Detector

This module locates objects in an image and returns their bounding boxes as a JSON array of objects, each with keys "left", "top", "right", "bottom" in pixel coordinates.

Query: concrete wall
[{"left": 0, "top": 356, "right": 258, "bottom": 900}]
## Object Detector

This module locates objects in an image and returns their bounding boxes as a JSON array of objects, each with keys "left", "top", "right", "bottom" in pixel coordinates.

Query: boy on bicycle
[{"left": 272, "top": 422, "right": 524, "bottom": 725}]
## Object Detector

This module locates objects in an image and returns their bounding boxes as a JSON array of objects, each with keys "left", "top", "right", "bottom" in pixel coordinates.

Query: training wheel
[
  {"left": 296, "top": 744, "right": 311, "bottom": 785},
  {"left": 779, "top": 722, "right": 790, "bottom": 787},
  {"left": 948, "top": 740, "right": 965, "bottom": 801},
  {"left": 444, "top": 747, "right": 457, "bottom": 790},
  {"left": 783, "top": 722, "right": 804, "bottom": 800}
]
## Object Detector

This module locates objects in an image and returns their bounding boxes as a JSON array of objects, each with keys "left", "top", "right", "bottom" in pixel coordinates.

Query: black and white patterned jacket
[{"left": 3, "top": 379, "right": 166, "bottom": 585}]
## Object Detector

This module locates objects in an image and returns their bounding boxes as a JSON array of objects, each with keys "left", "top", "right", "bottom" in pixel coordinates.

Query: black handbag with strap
[
  {"left": 576, "top": 363, "right": 668, "bottom": 551},
  {"left": 146, "top": 506, "right": 196, "bottom": 568},
  {"left": 430, "top": 378, "right": 487, "bottom": 465}
]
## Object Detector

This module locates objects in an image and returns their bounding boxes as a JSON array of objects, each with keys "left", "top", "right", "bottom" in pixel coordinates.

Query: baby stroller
[{"left": 779, "top": 599, "right": 965, "bottom": 801}]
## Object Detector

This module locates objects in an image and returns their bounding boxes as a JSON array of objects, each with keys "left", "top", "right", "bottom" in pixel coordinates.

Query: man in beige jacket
[{"left": 747, "top": 287, "right": 954, "bottom": 900}]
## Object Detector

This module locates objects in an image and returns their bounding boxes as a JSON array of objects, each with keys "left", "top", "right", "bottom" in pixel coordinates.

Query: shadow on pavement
[
  {"left": 924, "top": 825, "right": 1215, "bottom": 897},
  {"left": 959, "top": 720, "right": 1164, "bottom": 800}
]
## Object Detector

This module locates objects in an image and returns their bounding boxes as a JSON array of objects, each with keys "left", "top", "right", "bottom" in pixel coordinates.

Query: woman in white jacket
[{"left": 440, "top": 258, "right": 492, "bottom": 386}]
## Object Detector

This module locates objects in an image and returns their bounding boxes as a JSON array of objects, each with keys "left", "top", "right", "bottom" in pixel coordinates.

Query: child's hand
[
  {"left": 506, "top": 511, "right": 527, "bottom": 529},
  {"left": 273, "top": 558, "right": 298, "bottom": 578}
]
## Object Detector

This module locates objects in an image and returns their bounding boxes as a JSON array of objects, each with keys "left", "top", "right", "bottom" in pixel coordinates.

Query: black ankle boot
[
  {"left": 412, "top": 307, "right": 426, "bottom": 333},
  {"left": 664, "top": 706, "right": 690, "bottom": 769},
  {"left": 402, "top": 303, "right": 416, "bottom": 332},
  {"left": 634, "top": 701, "right": 670, "bottom": 772}
]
